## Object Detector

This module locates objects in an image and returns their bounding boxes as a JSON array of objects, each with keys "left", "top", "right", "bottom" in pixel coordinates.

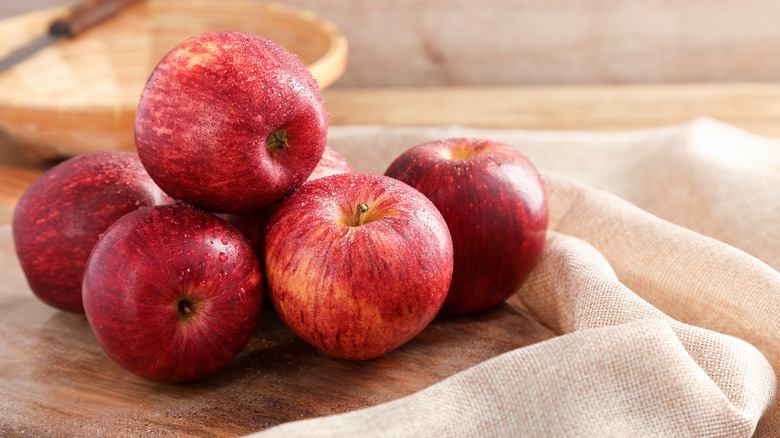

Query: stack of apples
[{"left": 12, "top": 31, "right": 548, "bottom": 383}]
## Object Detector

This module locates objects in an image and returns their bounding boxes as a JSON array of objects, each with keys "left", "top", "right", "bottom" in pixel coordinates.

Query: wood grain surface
[
  {"left": 0, "top": 281, "right": 553, "bottom": 437},
  {"left": 6, "top": 0, "right": 780, "bottom": 87},
  {"left": 322, "top": 83, "right": 780, "bottom": 137}
]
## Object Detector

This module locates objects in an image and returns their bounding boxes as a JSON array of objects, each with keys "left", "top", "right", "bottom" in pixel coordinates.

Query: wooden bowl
[{"left": 0, "top": 0, "right": 348, "bottom": 159}]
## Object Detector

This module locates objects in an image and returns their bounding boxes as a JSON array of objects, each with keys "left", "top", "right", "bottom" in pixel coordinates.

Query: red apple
[
  {"left": 135, "top": 30, "right": 328, "bottom": 213},
  {"left": 12, "top": 150, "right": 169, "bottom": 313},
  {"left": 219, "top": 145, "right": 355, "bottom": 257},
  {"left": 215, "top": 208, "right": 274, "bottom": 261},
  {"left": 215, "top": 206, "right": 276, "bottom": 301},
  {"left": 306, "top": 146, "right": 355, "bottom": 181},
  {"left": 82, "top": 203, "right": 263, "bottom": 383},
  {"left": 264, "top": 173, "right": 453, "bottom": 360},
  {"left": 218, "top": 146, "right": 355, "bottom": 296},
  {"left": 385, "top": 138, "right": 548, "bottom": 315}
]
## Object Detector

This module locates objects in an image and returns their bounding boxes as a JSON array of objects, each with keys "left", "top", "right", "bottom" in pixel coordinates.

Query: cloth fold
[{"left": 246, "top": 118, "right": 780, "bottom": 437}]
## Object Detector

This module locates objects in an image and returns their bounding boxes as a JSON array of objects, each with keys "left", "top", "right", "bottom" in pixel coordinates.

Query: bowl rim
[{"left": 0, "top": 0, "right": 348, "bottom": 111}]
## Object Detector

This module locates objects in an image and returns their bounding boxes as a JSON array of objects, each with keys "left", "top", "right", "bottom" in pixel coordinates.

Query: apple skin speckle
[
  {"left": 135, "top": 31, "right": 328, "bottom": 213},
  {"left": 82, "top": 203, "right": 263, "bottom": 383},
  {"left": 385, "top": 138, "right": 549, "bottom": 315},
  {"left": 264, "top": 173, "right": 453, "bottom": 361},
  {"left": 12, "top": 150, "right": 170, "bottom": 313}
]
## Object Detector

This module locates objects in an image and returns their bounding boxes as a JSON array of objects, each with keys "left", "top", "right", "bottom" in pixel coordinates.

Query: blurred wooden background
[
  {"left": 293, "top": 0, "right": 780, "bottom": 87},
  {"left": 3, "top": 0, "right": 780, "bottom": 87},
  {"left": 2, "top": 0, "right": 780, "bottom": 173}
]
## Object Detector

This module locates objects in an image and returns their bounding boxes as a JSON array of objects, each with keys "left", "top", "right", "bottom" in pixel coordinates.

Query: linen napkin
[{"left": 248, "top": 117, "right": 780, "bottom": 437}]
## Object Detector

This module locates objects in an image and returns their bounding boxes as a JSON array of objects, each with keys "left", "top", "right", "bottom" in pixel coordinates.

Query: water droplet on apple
[
  {"left": 219, "top": 252, "right": 228, "bottom": 262},
  {"left": 221, "top": 238, "right": 229, "bottom": 245},
  {"left": 186, "top": 249, "right": 194, "bottom": 256},
  {"left": 204, "top": 253, "right": 211, "bottom": 261}
]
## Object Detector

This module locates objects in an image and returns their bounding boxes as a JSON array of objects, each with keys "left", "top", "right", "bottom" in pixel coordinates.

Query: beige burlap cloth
[{"left": 247, "top": 117, "right": 780, "bottom": 437}]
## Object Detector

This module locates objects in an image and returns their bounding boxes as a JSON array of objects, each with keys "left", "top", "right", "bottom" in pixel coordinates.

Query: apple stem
[
  {"left": 266, "top": 129, "right": 290, "bottom": 151},
  {"left": 355, "top": 203, "right": 370, "bottom": 226}
]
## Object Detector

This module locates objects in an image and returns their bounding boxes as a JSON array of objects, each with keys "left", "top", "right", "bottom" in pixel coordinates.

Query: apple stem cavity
[
  {"left": 176, "top": 298, "right": 197, "bottom": 325},
  {"left": 266, "top": 129, "right": 290, "bottom": 152},
  {"left": 354, "top": 203, "right": 370, "bottom": 227}
]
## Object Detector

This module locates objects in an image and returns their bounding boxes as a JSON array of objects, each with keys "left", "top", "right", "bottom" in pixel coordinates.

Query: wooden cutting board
[{"left": 0, "top": 222, "right": 554, "bottom": 437}]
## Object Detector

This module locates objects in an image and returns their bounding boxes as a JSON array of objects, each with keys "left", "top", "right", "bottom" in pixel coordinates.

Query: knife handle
[{"left": 48, "top": 0, "right": 139, "bottom": 37}]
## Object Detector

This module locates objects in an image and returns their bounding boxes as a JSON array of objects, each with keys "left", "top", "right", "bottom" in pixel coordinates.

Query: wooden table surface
[{"left": 1, "top": 83, "right": 779, "bottom": 436}]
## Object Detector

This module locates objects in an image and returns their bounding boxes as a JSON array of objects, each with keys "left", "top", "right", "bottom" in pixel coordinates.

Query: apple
[
  {"left": 215, "top": 206, "right": 276, "bottom": 302},
  {"left": 264, "top": 173, "right": 453, "bottom": 360},
  {"left": 384, "top": 138, "right": 548, "bottom": 315},
  {"left": 12, "top": 150, "right": 169, "bottom": 313},
  {"left": 219, "top": 145, "right": 355, "bottom": 257},
  {"left": 306, "top": 146, "right": 355, "bottom": 182},
  {"left": 134, "top": 30, "right": 328, "bottom": 213},
  {"left": 215, "top": 208, "right": 273, "bottom": 261},
  {"left": 217, "top": 146, "right": 355, "bottom": 294},
  {"left": 82, "top": 203, "right": 263, "bottom": 383}
]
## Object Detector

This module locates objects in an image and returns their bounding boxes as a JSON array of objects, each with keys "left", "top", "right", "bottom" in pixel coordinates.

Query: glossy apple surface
[
  {"left": 218, "top": 146, "right": 355, "bottom": 297},
  {"left": 135, "top": 30, "right": 328, "bottom": 213},
  {"left": 82, "top": 203, "right": 263, "bottom": 383},
  {"left": 219, "top": 145, "right": 355, "bottom": 257},
  {"left": 306, "top": 146, "right": 355, "bottom": 182},
  {"left": 12, "top": 150, "right": 169, "bottom": 313},
  {"left": 385, "top": 138, "right": 548, "bottom": 315},
  {"left": 264, "top": 173, "right": 453, "bottom": 360},
  {"left": 215, "top": 205, "right": 276, "bottom": 301}
]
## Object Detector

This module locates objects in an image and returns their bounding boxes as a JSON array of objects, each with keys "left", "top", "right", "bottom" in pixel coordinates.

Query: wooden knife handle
[{"left": 48, "top": 0, "right": 139, "bottom": 37}]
